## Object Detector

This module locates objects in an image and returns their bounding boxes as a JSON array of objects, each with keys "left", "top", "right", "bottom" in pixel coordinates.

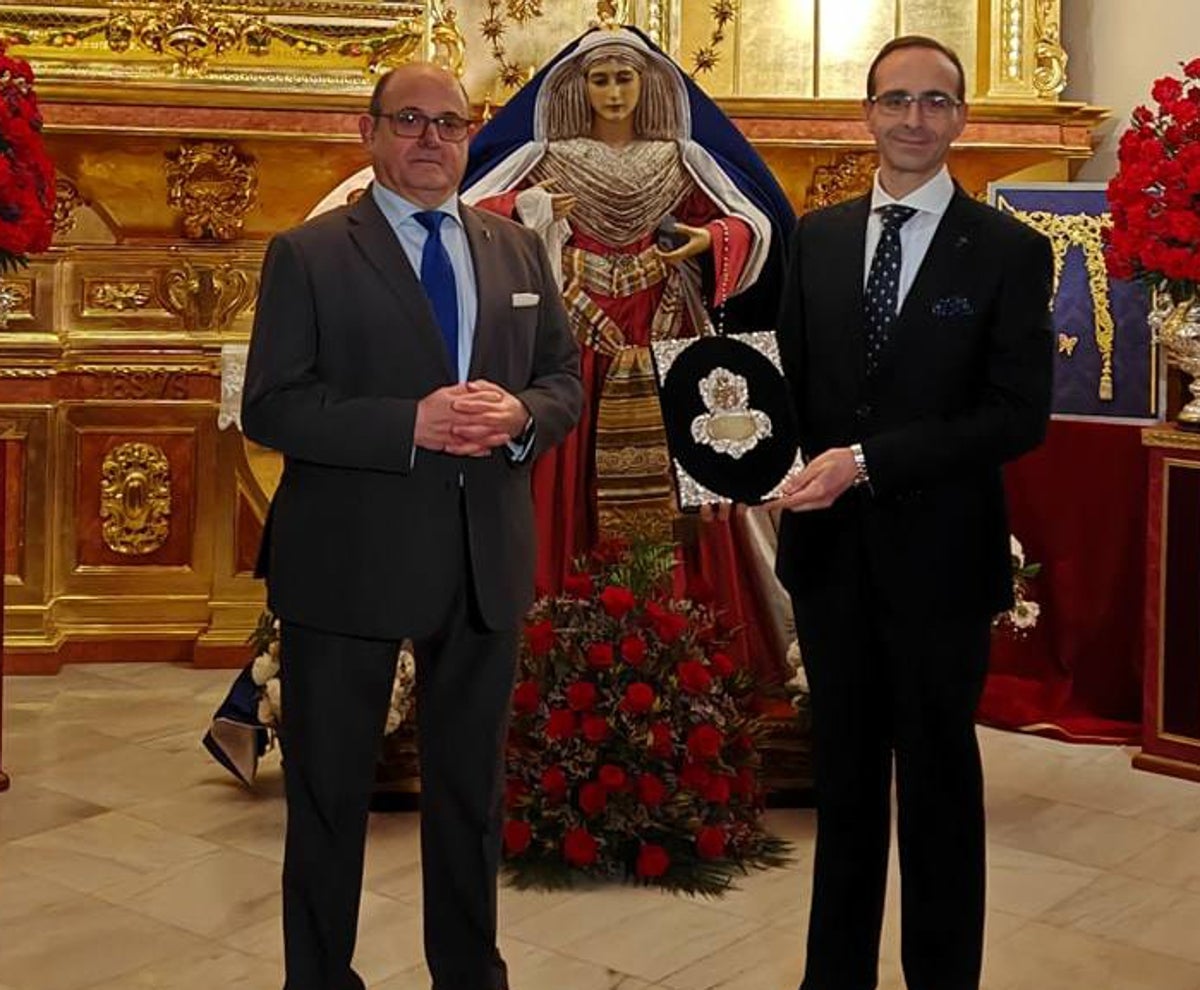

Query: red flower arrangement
[
  {"left": 1104, "top": 57, "right": 1200, "bottom": 299},
  {"left": 502, "top": 539, "right": 789, "bottom": 896},
  {"left": 0, "top": 44, "right": 54, "bottom": 274}
]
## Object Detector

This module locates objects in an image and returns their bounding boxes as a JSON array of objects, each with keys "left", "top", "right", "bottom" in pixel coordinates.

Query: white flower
[
  {"left": 1009, "top": 535, "right": 1025, "bottom": 569},
  {"left": 251, "top": 651, "right": 279, "bottom": 686},
  {"left": 784, "top": 639, "right": 809, "bottom": 701},
  {"left": 1010, "top": 599, "right": 1040, "bottom": 629},
  {"left": 257, "top": 675, "right": 282, "bottom": 726}
]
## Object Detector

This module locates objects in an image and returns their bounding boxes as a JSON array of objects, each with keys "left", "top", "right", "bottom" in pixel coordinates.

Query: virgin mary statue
[{"left": 463, "top": 26, "right": 796, "bottom": 680}]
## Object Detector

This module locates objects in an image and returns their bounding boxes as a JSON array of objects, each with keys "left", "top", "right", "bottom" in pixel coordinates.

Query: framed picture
[{"left": 987, "top": 181, "right": 1163, "bottom": 423}]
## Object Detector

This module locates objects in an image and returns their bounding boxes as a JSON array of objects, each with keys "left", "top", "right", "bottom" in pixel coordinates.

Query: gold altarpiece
[{"left": 0, "top": 0, "right": 1103, "bottom": 672}]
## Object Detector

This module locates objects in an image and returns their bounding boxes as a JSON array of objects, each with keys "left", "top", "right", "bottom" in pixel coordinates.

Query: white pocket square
[{"left": 512, "top": 292, "right": 539, "bottom": 308}]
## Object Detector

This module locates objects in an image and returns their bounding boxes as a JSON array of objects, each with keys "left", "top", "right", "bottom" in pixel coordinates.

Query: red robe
[{"left": 479, "top": 185, "right": 785, "bottom": 683}]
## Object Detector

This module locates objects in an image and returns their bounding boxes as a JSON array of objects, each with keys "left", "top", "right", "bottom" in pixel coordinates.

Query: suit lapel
[
  {"left": 460, "top": 204, "right": 500, "bottom": 381},
  {"left": 346, "top": 189, "right": 455, "bottom": 380},
  {"left": 875, "top": 189, "right": 980, "bottom": 382},
  {"left": 832, "top": 196, "right": 871, "bottom": 392}
]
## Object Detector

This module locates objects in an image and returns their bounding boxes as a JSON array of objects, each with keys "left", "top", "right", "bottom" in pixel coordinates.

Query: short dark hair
[
  {"left": 866, "top": 35, "right": 966, "bottom": 102},
  {"left": 367, "top": 66, "right": 471, "bottom": 117}
]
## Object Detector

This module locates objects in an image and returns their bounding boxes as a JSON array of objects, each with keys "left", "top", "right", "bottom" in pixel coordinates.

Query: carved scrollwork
[
  {"left": 0, "top": 279, "right": 33, "bottom": 329},
  {"left": 1033, "top": 0, "right": 1068, "bottom": 98},
  {"left": 165, "top": 141, "right": 258, "bottom": 242},
  {"left": 805, "top": 152, "right": 877, "bottom": 212},
  {"left": 0, "top": 1, "right": 437, "bottom": 78},
  {"left": 157, "top": 257, "right": 256, "bottom": 333},
  {"left": 86, "top": 280, "right": 155, "bottom": 312},
  {"left": 100, "top": 441, "right": 172, "bottom": 556},
  {"left": 53, "top": 177, "right": 85, "bottom": 236}
]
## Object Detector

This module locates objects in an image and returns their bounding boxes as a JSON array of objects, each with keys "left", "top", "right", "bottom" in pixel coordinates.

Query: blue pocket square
[{"left": 932, "top": 295, "right": 974, "bottom": 318}]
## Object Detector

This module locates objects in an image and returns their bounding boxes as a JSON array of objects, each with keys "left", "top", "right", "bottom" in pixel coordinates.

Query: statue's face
[{"left": 585, "top": 58, "right": 642, "bottom": 124}]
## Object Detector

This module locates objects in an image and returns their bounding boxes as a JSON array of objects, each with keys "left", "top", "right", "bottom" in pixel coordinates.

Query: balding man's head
[
  {"left": 359, "top": 62, "right": 472, "bottom": 208},
  {"left": 369, "top": 63, "right": 469, "bottom": 118}
]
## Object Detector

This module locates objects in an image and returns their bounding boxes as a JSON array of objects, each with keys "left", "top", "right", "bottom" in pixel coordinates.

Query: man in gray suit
[{"left": 242, "top": 63, "right": 582, "bottom": 990}]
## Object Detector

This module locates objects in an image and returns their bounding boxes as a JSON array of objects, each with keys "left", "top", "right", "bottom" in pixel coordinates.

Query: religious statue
[{"left": 463, "top": 25, "right": 796, "bottom": 679}]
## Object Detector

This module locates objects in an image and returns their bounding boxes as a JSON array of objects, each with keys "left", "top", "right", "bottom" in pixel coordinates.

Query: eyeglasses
[
  {"left": 371, "top": 109, "right": 470, "bottom": 143},
  {"left": 868, "top": 91, "right": 963, "bottom": 117}
]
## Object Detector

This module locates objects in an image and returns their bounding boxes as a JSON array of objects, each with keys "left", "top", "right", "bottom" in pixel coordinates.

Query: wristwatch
[{"left": 850, "top": 443, "right": 871, "bottom": 489}]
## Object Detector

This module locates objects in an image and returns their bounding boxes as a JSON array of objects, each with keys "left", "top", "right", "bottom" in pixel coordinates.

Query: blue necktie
[
  {"left": 863, "top": 204, "right": 917, "bottom": 377},
  {"left": 414, "top": 210, "right": 459, "bottom": 376}
]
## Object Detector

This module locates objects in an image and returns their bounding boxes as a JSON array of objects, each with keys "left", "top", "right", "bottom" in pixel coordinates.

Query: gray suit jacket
[{"left": 242, "top": 188, "right": 582, "bottom": 637}]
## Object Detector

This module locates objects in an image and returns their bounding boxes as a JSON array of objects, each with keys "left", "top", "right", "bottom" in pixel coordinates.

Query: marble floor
[{"left": 2, "top": 663, "right": 1200, "bottom": 990}]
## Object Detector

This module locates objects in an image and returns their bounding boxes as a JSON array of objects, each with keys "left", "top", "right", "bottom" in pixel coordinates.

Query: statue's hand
[
  {"left": 655, "top": 222, "right": 712, "bottom": 264},
  {"left": 534, "top": 178, "right": 576, "bottom": 221}
]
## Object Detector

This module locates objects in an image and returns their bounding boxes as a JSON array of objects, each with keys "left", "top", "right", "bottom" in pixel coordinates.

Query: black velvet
[{"left": 654, "top": 334, "right": 798, "bottom": 507}]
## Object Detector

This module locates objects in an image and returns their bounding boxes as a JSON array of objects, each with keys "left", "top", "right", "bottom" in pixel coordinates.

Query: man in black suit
[
  {"left": 768, "top": 36, "right": 1053, "bottom": 990},
  {"left": 242, "top": 63, "right": 581, "bottom": 990}
]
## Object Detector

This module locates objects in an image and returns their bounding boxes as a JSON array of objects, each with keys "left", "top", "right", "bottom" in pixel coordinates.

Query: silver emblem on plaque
[{"left": 690, "top": 368, "right": 772, "bottom": 459}]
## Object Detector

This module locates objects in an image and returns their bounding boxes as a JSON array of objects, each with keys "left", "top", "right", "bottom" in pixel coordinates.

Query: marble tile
[
  {"left": 0, "top": 893, "right": 208, "bottom": 990},
  {"left": 504, "top": 886, "right": 670, "bottom": 951},
  {"left": 7, "top": 664, "right": 1200, "bottom": 990},
  {"left": 1, "top": 722, "right": 132, "bottom": 775},
  {"left": 124, "top": 775, "right": 282, "bottom": 838},
  {"left": 661, "top": 923, "right": 801, "bottom": 990},
  {"left": 0, "top": 782, "right": 107, "bottom": 843},
  {"left": 94, "top": 846, "right": 282, "bottom": 940},
  {"left": 986, "top": 842, "right": 1103, "bottom": 918},
  {"left": 29, "top": 738, "right": 215, "bottom": 808},
  {"left": 1041, "top": 872, "right": 1200, "bottom": 964},
  {"left": 985, "top": 920, "right": 1200, "bottom": 990},
  {"left": 558, "top": 896, "right": 761, "bottom": 982},
  {"left": 1119, "top": 828, "right": 1200, "bottom": 892},
  {"left": 8, "top": 811, "right": 220, "bottom": 896},
  {"left": 987, "top": 792, "right": 1170, "bottom": 870},
  {"left": 80, "top": 943, "right": 282, "bottom": 990}
]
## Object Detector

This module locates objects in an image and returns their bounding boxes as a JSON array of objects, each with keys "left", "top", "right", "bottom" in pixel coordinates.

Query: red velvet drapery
[{"left": 978, "top": 419, "right": 1147, "bottom": 743}]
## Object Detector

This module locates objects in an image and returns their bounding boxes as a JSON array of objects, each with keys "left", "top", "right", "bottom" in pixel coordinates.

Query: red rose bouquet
[
  {"left": 503, "top": 539, "right": 789, "bottom": 895},
  {"left": 0, "top": 44, "right": 54, "bottom": 274},
  {"left": 1104, "top": 57, "right": 1200, "bottom": 299}
]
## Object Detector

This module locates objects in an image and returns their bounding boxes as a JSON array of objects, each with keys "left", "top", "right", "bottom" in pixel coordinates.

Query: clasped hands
[{"left": 415, "top": 380, "right": 529, "bottom": 457}]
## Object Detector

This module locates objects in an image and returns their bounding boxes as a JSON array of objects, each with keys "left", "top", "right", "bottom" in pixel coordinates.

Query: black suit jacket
[
  {"left": 775, "top": 188, "right": 1054, "bottom": 618},
  {"left": 242, "top": 190, "right": 582, "bottom": 638}
]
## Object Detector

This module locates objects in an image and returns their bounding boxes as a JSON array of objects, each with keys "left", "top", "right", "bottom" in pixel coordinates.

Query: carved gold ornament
[
  {"left": 1033, "top": 0, "right": 1068, "bottom": 98},
  {"left": 806, "top": 152, "right": 877, "bottom": 212},
  {"left": 53, "top": 177, "right": 85, "bottom": 236},
  {"left": 87, "top": 280, "right": 154, "bottom": 312},
  {"left": 996, "top": 195, "right": 1114, "bottom": 401},
  {"left": 691, "top": 368, "right": 772, "bottom": 459},
  {"left": 0, "top": 279, "right": 33, "bottom": 329},
  {"left": 1000, "top": 0, "right": 1024, "bottom": 84},
  {"left": 0, "top": 1, "right": 439, "bottom": 77},
  {"left": 100, "top": 441, "right": 172, "bottom": 556},
  {"left": 158, "top": 257, "right": 256, "bottom": 333},
  {"left": 165, "top": 141, "right": 257, "bottom": 241}
]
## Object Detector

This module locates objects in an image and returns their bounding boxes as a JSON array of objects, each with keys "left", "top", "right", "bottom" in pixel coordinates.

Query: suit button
[{"left": 854, "top": 403, "right": 873, "bottom": 422}]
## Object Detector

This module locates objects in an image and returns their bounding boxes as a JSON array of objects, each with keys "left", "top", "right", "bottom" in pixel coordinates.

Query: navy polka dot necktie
[
  {"left": 863, "top": 204, "right": 917, "bottom": 377},
  {"left": 414, "top": 210, "right": 459, "bottom": 376}
]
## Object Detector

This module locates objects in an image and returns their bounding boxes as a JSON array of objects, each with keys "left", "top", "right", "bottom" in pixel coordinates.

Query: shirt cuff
[{"left": 506, "top": 416, "right": 536, "bottom": 462}]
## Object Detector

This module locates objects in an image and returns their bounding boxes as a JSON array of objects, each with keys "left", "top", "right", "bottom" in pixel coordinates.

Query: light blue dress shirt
[
  {"left": 371, "top": 181, "right": 534, "bottom": 461},
  {"left": 372, "top": 182, "right": 478, "bottom": 383}
]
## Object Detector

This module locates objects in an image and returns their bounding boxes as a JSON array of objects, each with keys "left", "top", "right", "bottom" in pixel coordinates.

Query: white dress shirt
[
  {"left": 372, "top": 182, "right": 478, "bottom": 383},
  {"left": 863, "top": 165, "right": 955, "bottom": 313}
]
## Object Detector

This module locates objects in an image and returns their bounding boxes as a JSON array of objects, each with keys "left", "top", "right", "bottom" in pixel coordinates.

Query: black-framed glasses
[
  {"left": 869, "top": 91, "right": 963, "bottom": 116},
  {"left": 372, "top": 109, "right": 470, "bottom": 142}
]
